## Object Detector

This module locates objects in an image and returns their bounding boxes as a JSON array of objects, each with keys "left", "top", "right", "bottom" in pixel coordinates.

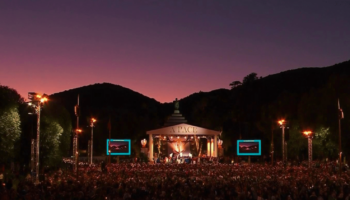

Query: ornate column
[
  {"left": 211, "top": 138, "right": 214, "bottom": 156},
  {"left": 214, "top": 135, "right": 218, "bottom": 157},
  {"left": 207, "top": 138, "right": 210, "bottom": 157},
  {"left": 149, "top": 134, "right": 153, "bottom": 162}
]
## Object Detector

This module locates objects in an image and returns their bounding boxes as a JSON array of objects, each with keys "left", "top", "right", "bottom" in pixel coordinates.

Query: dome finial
[{"left": 174, "top": 98, "right": 179, "bottom": 113}]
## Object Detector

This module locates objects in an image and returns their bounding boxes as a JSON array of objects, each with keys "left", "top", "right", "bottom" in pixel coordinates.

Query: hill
[
  {"left": 50, "top": 60, "right": 350, "bottom": 158},
  {"left": 177, "top": 60, "right": 350, "bottom": 157},
  {"left": 49, "top": 83, "right": 171, "bottom": 155}
]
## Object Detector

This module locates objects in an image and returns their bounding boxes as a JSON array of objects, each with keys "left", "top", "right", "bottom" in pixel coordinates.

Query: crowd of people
[{"left": 0, "top": 159, "right": 349, "bottom": 200}]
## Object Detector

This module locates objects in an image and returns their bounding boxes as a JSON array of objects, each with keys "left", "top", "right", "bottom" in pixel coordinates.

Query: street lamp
[
  {"left": 74, "top": 128, "right": 82, "bottom": 168},
  {"left": 73, "top": 95, "right": 80, "bottom": 173},
  {"left": 90, "top": 118, "right": 96, "bottom": 165},
  {"left": 141, "top": 139, "right": 147, "bottom": 148},
  {"left": 278, "top": 119, "right": 286, "bottom": 164},
  {"left": 28, "top": 92, "right": 48, "bottom": 184},
  {"left": 303, "top": 131, "right": 313, "bottom": 168},
  {"left": 338, "top": 99, "right": 344, "bottom": 174},
  {"left": 217, "top": 139, "right": 223, "bottom": 148}
]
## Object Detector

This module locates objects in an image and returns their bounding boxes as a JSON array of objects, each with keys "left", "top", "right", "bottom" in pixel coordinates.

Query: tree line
[
  {"left": 0, "top": 86, "right": 72, "bottom": 169},
  {"left": 1, "top": 60, "right": 349, "bottom": 168}
]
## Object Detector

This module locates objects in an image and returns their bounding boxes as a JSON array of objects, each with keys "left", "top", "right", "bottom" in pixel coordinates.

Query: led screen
[
  {"left": 106, "top": 139, "right": 131, "bottom": 155},
  {"left": 167, "top": 140, "right": 191, "bottom": 157},
  {"left": 237, "top": 140, "right": 261, "bottom": 156}
]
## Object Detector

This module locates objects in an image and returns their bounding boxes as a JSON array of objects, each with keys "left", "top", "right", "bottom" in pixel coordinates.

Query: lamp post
[
  {"left": 218, "top": 139, "right": 223, "bottom": 148},
  {"left": 271, "top": 124, "right": 274, "bottom": 165},
  {"left": 107, "top": 117, "right": 111, "bottom": 165},
  {"left": 74, "top": 129, "right": 82, "bottom": 171},
  {"left": 140, "top": 139, "right": 148, "bottom": 159},
  {"left": 217, "top": 139, "right": 223, "bottom": 157},
  {"left": 73, "top": 95, "right": 80, "bottom": 173},
  {"left": 90, "top": 118, "right": 96, "bottom": 165},
  {"left": 303, "top": 131, "right": 313, "bottom": 168},
  {"left": 338, "top": 99, "right": 344, "bottom": 174},
  {"left": 28, "top": 92, "right": 48, "bottom": 184},
  {"left": 278, "top": 120, "right": 286, "bottom": 164},
  {"left": 141, "top": 139, "right": 147, "bottom": 148}
]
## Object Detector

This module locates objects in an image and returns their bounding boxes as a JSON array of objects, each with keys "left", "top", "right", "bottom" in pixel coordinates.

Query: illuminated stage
[{"left": 145, "top": 99, "right": 221, "bottom": 161}]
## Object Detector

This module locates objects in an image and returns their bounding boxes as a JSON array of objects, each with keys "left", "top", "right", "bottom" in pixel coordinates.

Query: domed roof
[{"left": 163, "top": 98, "right": 187, "bottom": 127}]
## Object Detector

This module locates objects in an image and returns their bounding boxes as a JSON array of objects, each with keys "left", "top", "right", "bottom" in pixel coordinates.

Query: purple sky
[{"left": 1, "top": 0, "right": 349, "bottom": 103}]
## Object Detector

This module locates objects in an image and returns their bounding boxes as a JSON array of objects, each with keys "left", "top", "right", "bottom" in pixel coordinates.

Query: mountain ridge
[{"left": 47, "top": 59, "right": 350, "bottom": 156}]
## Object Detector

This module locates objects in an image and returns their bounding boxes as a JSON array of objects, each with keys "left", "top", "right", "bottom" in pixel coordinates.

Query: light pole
[
  {"left": 217, "top": 139, "right": 223, "bottom": 148},
  {"left": 141, "top": 139, "right": 147, "bottom": 148},
  {"left": 73, "top": 95, "right": 80, "bottom": 173},
  {"left": 303, "top": 131, "right": 313, "bottom": 168},
  {"left": 285, "top": 141, "right": 287, "bottom": 162},
  {"left": 90, "top": 118, "right": 96, "bottom": 165},
  {"left": 278, "top": 119, "right": 286, "bottom": 164},
  {"left": 271, "top": 124, "right": 274, "bottom": 165},
  {"left": 73, "top": 128, "right": 82, "bottom": 172},
  {"left": 108, "top": 117, "right": 111, "bottom": 165},
  {"left": 338, "top": 99, "right": 344, "bottom": 173},
  {"left": 28, "top": 92, "right": 48, "bottom": 184}
]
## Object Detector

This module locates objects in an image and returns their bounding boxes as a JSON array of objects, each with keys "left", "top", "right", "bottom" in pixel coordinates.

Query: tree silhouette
[
  {"left": 0, "top": 86, "right": 22, "bottom": 164},
  {"left": 242, "top": 73, "right": 259, "bottom": 85},
  {"left": 229, "top": 81, "right": 242, "bottom": 89}
]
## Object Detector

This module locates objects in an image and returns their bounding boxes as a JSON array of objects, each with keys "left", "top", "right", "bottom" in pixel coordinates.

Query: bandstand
[{"left": 145, "top": 99, "right": 221, "bottom": 162}]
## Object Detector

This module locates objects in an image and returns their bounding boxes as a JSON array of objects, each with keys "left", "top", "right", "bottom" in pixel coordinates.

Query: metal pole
[
  {"left": 338, "top": 99, "right": 343, "bottom": 174},
  {"left": 73, "top": 134, "right": 77, "bottom": 172},
  {"left": 35, "top": 104, "right": 41, "bottom": 183},
  {"left": 339, "top": 116, "right": 342, "bottom": 172},
  {"left": 109, "top": 127, "right": 111, "bottom": 165},
  {"left": 91, "top": 123, "right": 93, "bottom": 165},
  {"left": 285, "top": 142, "right": 287, "bottom": 163},
  {"left": 74, "top": 95, "right": 80, "bottom": 173},
  {"left": 76, "top": 117, "right": 79, "bottom": 168},
  {"left": 282, "top": 125, "right": 285, "bottom": 164},
  {"left": 308, "top": 136, "right": 312, "bottom": 168},
  {"left": 271, "top": 126, "right": 274, "bottom": 165},
  {"left": 88, "top": 140, "right": 91, "bottom": 164},
  {"left": 31, "top": 139, "right": 35, "bottom": 173},
  {"left": 75, "top": 134, "right": 79, "bottom": 173}
]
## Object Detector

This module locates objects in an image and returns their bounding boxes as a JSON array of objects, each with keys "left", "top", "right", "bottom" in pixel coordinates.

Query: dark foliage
[
  {"left": 49, "top": 60, "right": 350, "bottom": 160},
  {"left": 49, "top": 83, "right": 170, "bottom": 157}
]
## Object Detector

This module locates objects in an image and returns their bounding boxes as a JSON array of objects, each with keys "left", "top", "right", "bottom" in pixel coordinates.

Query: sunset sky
[{"left": 1, "top": 1, "right": 349, "bottom": 103}]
